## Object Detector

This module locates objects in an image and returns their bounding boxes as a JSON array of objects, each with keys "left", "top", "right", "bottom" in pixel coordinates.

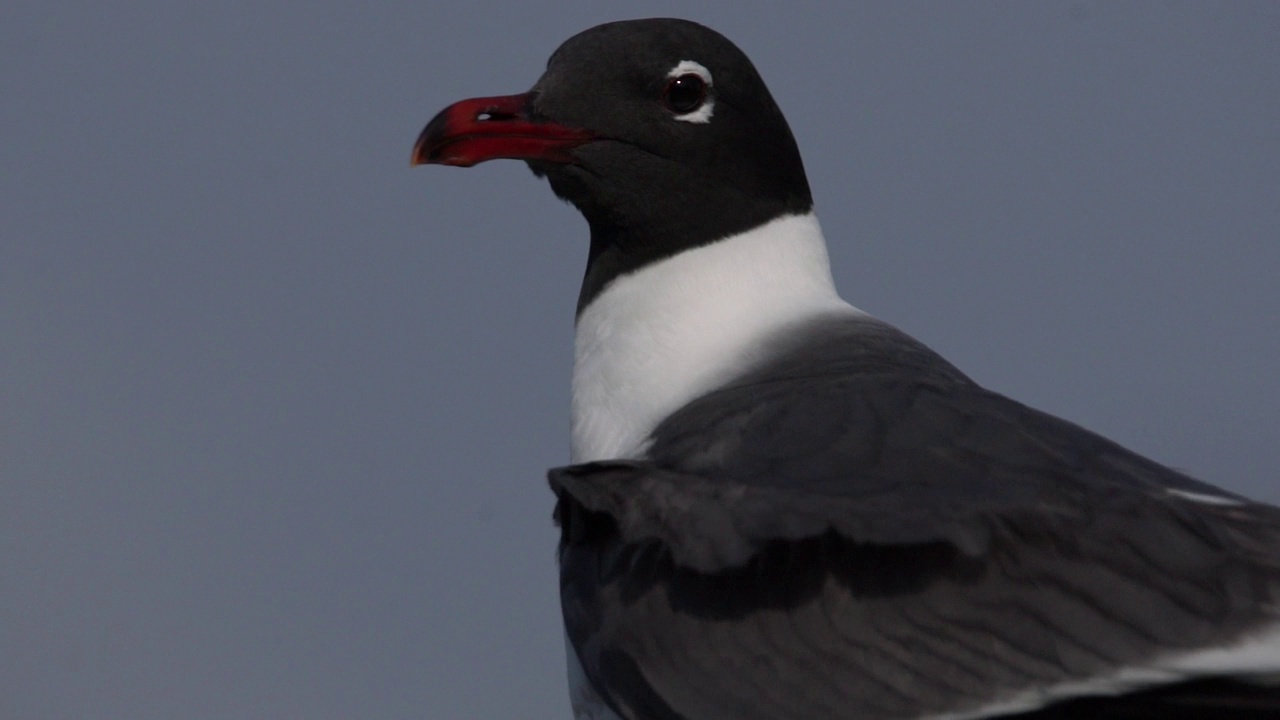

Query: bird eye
[{"left": 664, "top": 74, "right": 707, "bottom": 115}]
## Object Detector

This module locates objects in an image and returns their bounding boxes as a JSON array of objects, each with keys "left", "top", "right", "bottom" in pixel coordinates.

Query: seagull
[{"left": 412, "top": 17, "right": 1280, "bottom": 720}]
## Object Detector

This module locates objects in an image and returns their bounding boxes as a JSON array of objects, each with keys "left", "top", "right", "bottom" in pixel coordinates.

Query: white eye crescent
[{"left": 664, "top": 60, "right": 714, "bottom": 124}]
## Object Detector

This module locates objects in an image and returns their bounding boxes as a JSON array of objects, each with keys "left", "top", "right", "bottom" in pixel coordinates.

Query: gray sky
[{"left": 5, "top": 2, "right": 1279, "bottom": 718}]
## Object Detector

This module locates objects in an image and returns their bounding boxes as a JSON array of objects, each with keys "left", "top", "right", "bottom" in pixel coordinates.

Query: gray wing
[{"left": 551, "top": 318, "right": 1280, "bottom": 720}]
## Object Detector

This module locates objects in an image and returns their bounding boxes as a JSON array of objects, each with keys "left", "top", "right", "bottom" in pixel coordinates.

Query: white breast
[{"left": 570, "top": 212, "right": 860, "bottom": 463}]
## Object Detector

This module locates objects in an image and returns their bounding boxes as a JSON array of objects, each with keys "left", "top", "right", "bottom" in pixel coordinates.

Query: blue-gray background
[{"left": 5, "top": 2, "right": 1278, "bottom": 718}]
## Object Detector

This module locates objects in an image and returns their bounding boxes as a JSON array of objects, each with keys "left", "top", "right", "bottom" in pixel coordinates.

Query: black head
[{"left": 413, "top": 18, "right": 812, "bottom": 311}]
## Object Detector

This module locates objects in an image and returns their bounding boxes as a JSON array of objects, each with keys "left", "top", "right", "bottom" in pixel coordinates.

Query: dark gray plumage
[{"left": 553, "top": 315, "right": 1280, "bottom": 719}]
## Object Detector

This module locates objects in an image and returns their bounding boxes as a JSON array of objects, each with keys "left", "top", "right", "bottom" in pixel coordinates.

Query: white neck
[{"left": 570, "top": 212, "right": 860, "bottom": 462}]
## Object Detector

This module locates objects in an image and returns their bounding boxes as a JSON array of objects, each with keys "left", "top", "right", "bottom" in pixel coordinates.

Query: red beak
[{"left": 411, "top": 93, "right": 595, "bottom": 167}]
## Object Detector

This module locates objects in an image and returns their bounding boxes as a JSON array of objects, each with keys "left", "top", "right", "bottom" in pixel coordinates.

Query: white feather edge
[
  {"left": 565, "top": 622, "right": 1280, "bottom": 720},
  {"left": 1167, "top": 487, "right": 1247, "bottom": 507},
  {"left": 930, "top": 622, "right": 1280, "bottom": 720}
]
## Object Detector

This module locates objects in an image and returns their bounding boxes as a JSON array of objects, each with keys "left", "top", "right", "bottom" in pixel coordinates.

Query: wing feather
[{"left": 552, "top": 319, "right": 1280, "bottom": 719}]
